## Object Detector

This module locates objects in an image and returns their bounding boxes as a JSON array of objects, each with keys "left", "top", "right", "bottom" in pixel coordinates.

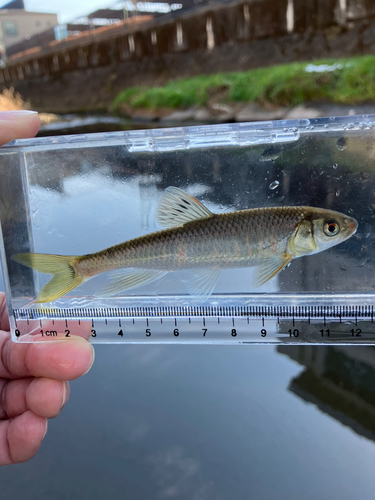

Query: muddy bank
[{"left": 116, "top": 102, "right": 375, "bottom": 125}]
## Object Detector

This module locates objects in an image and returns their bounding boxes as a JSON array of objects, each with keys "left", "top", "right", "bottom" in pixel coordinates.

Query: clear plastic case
[{"left": 1, "top": 116, "right": 374, "bottom": 343}]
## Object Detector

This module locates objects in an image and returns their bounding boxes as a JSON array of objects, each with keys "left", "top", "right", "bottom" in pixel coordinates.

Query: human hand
[
  {"left": 0, "top": 111, "right": 95, "bottom": 465},
  {"left": 0, "top": 109, "right": 41, "bottom": 143},
  {"left": 0, "top": 294, "right": 94, "bottom": 465}
]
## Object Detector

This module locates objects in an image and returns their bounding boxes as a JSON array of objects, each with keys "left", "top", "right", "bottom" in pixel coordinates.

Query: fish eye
[{"left": 324, "top": 220, "right": 340, "bottom": 236}]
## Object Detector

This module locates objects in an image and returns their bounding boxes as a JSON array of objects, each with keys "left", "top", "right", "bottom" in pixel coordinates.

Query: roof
[{"left": 0, "top": 0, "right": 25, "bottom": 10}]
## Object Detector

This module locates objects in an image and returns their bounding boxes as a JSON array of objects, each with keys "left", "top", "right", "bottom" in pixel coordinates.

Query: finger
[
  {"left": 0, "top": 331, "right": 95, "bottom": 380},
  {"left": 0, "top": 293, "right": 9, "bottom": 332},
  {"left": 0, "top": 410, "right": 47, "bottom": 465},
  {"left": 0, "top": 111, "right": 40, "bottom": 145},
  {"left": 0, "top": 378, "right": 69, "bottom": 419}
]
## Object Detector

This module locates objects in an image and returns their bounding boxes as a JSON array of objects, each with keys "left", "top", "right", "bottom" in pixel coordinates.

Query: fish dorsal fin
[
  {"left": 253, "top": 255, "right": 293, "bottom": 287},
  {"left": 157, "top": 187, "right": 212, "bottom": 228}
]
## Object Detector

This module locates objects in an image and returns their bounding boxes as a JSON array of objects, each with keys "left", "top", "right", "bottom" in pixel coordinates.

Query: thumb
[{"left": 0, "top": 110, "right": 40, "bottom": 145}]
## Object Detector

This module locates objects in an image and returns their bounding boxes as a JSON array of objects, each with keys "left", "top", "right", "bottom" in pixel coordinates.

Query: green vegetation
[{"left": 112, "top": 55, "right": 375, "bottom": 111}]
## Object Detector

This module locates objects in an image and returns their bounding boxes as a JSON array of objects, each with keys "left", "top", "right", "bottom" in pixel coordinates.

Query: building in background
[
  {"left": 0, "top": 0, "right": 58, "bottom": 53},
  {"left": 4, "top": 0, "right": 219, "bottom": 60}
]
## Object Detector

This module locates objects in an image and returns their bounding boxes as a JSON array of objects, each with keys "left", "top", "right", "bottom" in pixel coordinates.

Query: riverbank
[
  {"left": 112, "top": 55, "right": 375, "bottom": 123},
  {"left": 111, "top": 102, "right": 375, "bottom": 126},
  {"left": 7, "top": 54, "right": 375, "bottom": 135}
]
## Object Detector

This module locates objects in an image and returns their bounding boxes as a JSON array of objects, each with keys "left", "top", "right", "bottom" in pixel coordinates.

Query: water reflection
[{"left": 278, "top": 345, "right": 375, "bottom": 440}]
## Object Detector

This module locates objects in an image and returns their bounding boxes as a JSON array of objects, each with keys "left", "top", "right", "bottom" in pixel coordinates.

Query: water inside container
[{"left": 0, "top": 117, "right": 372, "bottom": 315}]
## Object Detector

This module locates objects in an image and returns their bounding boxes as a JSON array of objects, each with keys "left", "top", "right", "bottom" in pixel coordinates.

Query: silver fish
[{"left": 13, "top": 187, "right": 358, "bottom": 302}]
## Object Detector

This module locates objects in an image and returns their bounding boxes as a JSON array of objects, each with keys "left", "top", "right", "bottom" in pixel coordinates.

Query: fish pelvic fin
[
  {"left": 253, "top": 254, "right": 293, "bottom": 287},
  {"left": 95, "top": 269, "right": 168, "bottom": 297},
  {"left": 157, "top": 187, "right": 213, "bottom": 228},
  {"left": 12, "top": 253, "right": 83, "bottom": 303},
  {"left": 183, "top": 268, "right": 221, "bottom": 300}
]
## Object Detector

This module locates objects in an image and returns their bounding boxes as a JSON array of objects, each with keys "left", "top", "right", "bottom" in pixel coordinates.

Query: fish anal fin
[
  {"left": 95, "top": 269, "right": 167, "bottom": 297},
  {"left": 157, "top": 187, "right": 212, "bottom": 228},
  {"left": 184, "top": 268, "right": 220, "bottom": 300},
  {"left": 253, "top": 255, "right": 293, "bottom": 287}
]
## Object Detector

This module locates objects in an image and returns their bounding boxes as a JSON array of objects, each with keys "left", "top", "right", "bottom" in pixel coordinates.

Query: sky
[{"left": 24, "top": 0, "right": 117, "bottom": 23}]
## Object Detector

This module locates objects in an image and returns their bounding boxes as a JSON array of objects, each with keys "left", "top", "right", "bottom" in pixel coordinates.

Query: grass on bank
[{"left": 112, "top": 55, "right": 375, "bottom": 112}]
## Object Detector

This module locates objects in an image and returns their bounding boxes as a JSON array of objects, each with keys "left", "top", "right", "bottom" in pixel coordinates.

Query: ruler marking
[
  {"left": 355, "top": 306, "right": 358, "bottom": 326},
  {"left": 12, "top": 302, "right": 375, "bottom": 342}
]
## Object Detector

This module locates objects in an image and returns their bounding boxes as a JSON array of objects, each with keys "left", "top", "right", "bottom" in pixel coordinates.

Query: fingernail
[
  {"left": 0, "top": 110, "right": 38, "bottom": 120},
  {"left": 61, "top": 381, "right": 69, "bottom": 409},
  {"left": 83, "top": 345, "right": 95, "bottom": 376},
  {"left": 42, "top": 419, "right": 48, "bottom": 440}
]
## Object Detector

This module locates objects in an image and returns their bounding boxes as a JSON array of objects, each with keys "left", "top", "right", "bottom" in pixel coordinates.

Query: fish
[{"left": 12, "top": 186, "right": 358, "bottom": 303}]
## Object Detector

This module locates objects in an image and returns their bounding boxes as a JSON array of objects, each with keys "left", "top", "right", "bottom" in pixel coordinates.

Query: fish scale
[{"left": 75, "top": 207, "right": 304, "bottom": 273}]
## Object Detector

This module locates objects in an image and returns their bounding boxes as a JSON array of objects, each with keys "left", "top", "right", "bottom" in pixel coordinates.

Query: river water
[{"left": 2, "top": 117, "right": 375, "bottom": 499}]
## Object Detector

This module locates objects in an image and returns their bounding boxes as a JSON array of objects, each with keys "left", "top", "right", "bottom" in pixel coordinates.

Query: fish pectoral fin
[
  {"left": 183, "top": 269, "right": 221, "bottom": 299},
  {"left": 252, "top": 255, "right": 293, "bottom": 287},
  {"left": 95, "top": 269, "right": 168, "bottom": 297},
  {"left": 156, "top": 187, "right": 213, "bottom": 228}
]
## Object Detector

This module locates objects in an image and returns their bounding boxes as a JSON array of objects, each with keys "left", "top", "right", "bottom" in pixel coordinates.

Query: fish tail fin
[{"left": 12, "top": 253, "right": 83, "bottom": 303}]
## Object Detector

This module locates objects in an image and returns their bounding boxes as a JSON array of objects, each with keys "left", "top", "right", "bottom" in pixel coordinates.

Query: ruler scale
[{"left": 11, "top": 299, "right": 375, "bottom": 344}]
